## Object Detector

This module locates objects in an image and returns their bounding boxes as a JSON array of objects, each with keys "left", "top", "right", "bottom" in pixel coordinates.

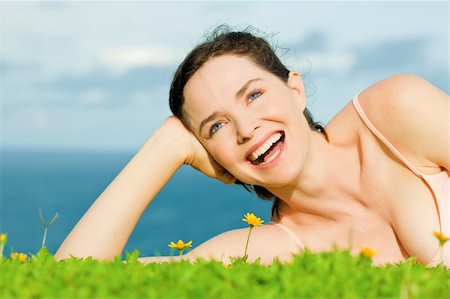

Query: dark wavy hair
[{"left": 169, "top": 26, "right": 327, "bottom": 219}]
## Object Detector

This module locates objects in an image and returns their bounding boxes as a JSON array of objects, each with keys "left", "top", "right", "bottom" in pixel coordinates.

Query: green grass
[{"left": 1, "top": 247, "right": 449, "bottom": 299}]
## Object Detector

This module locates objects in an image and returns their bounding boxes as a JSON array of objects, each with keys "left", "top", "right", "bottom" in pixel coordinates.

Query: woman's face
[{"left": 183, "top": 54, "right": 312, "bottom": 187}]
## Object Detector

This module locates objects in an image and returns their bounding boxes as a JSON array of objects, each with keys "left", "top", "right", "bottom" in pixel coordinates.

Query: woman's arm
[
  {"left": 54, "top": 117, "right": 234, "bottom": 261},
  {"left": 136, "top": 224, "right": 302, "bottom": 265}
]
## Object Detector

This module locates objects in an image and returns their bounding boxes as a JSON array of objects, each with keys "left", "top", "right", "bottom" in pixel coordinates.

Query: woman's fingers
[
  {"left": 207, "top": 156, "right": 236, "bottom": 184},
  {"left": 219, "top": 171, "right": 237, "bottom": 185},
  {"left": 189, "top": 142, "right": 236, "bottom": 184},
  {"left": 164, "top": 115, "right": 236, "bottom": 184}
]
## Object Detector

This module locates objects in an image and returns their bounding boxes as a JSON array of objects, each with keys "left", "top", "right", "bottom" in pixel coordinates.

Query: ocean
[{"left": 0, "top": 149, "right": 272, "bottom": 258}]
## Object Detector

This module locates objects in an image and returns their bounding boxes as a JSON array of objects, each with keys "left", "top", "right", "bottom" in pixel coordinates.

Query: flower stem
[
  {"left": 42, "top": 228, "right": 48, "bottom": 249},
  {"left": 243, "top": 226, "right": 253, "bottom": 257}
]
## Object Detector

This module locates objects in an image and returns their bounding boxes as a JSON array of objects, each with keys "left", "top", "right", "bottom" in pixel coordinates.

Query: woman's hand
[
  {"left": 55, "top": 115, "right": 235, "bottom": 261},
  {"left": 162, "top": 116, "right": 236, "bottom": 184}
]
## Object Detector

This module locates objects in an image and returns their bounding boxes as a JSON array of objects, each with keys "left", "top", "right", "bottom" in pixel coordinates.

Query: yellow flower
[
  {"left": 242, "top": 213, "right": 264, "bottom": 227},
  {"left": 433, "top": 231, "right": 450, "bottom": 246},
  {"left": 168, "top": 240, "right": 192, "bottom": 250},
  {"left": 0, "top": 233, "right": 7, "bottom": 244},
  {"left": 360, "top": 247, "right": 377, "bottom": 258},
  {"left": 10, "top": 252, "right": 27, "bottom": 262}
]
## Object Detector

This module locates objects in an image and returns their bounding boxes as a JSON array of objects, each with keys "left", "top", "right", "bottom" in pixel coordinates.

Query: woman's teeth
[{"left": 249, "top": 132, "right": 282, "bottom": 162}]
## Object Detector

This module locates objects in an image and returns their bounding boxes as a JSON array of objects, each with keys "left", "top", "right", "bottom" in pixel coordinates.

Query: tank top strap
[
  {"left": 271, "top": 222, "right": 305, "bottom": 249},
  {"left": 352, "top": 93, "right": 423, "bottom": 178}
]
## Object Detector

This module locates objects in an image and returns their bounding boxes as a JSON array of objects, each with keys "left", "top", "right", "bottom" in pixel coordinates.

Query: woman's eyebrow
[
  {"left": 198, "top": 78, "right": 263, "bottom": 135},
  {"left": 199, "top": 111, "right": 219, "bottom": 135},
  {"left": 235, "top": 78, "right": 262, "bottom": 99}
]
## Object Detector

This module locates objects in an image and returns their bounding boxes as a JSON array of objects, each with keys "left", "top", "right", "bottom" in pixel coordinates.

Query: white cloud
[
  {"left": 286, "top": 51, "right": 356, "bottom": 75},
  {"left": 82, "top": 89, "right": 106, "bottom": 105},
  {"left": 100, "top": 46, "right": 183, "bottom": 74}
]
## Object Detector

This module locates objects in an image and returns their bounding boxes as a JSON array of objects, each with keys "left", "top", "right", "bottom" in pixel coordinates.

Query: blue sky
[{"left": 0, "top": 1, "right": 448, "bottom": 151}]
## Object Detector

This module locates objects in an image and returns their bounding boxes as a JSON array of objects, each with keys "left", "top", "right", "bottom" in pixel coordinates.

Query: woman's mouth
[{"left": 248, "top": 132, "right": 285, "bottom": 166}]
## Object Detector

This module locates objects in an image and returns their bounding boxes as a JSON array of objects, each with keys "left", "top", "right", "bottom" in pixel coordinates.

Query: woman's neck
[{"left": 268, "top": 129, "right": 363, "bottom": 222}]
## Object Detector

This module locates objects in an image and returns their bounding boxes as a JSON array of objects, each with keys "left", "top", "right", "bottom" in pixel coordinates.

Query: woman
[{"left": 55, "top": 28, "right": 449, "bottom": 267}]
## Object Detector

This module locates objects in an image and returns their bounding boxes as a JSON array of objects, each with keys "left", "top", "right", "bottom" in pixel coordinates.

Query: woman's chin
[
  {"left": 238, "top": 175, "right": 297, "bottom": 189},
  {"left": 232, "top": 161, "right": 301, "bottom": 187}
]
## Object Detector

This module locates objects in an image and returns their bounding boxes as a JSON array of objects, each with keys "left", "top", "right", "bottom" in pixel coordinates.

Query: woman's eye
[
  {"left": 209, "top": 122, "right": 224, "bottom": 136},
  {"left": 248, "top": 90, "right": 262, "bottom": 102}
]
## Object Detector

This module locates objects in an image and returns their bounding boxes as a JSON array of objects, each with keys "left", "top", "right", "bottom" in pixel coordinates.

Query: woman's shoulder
[
  {"left": 326, "top": 73, "right": 447, "bottom": 172},
  {"left": 357, "top": 74, "right": 445, "bottom": 115},
  {"left": 355, "top": 74, "right": 448, "bottom": 171},
  {"left": 356, "top": 74, "right": 446, "bottom": 122},
  {"left": 185, "top": 223, "right": 302, "bottom": 265},
  {"left": 137, "top": 224, "right": 302, "bottom": 265}
]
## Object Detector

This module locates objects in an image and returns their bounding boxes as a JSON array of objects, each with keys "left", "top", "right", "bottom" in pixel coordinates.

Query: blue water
[{"left": 0, "top": 149, "right": 272, "bottom": 258}]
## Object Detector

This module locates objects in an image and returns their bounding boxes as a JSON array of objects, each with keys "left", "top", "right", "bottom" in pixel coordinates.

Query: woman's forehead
[
  {"left": 186, "top": 55, "right": 264, "bottom": 96},
  {"left": 183, "top": 55, "right": 268, "bottom": 123}
]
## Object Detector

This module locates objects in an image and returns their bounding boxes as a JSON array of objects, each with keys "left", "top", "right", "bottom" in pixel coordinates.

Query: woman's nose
[{"left": 236, "top": 120, "right": 260, "bottom": 144}]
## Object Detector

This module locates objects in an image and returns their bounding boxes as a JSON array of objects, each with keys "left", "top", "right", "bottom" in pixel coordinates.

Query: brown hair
[{"left": 169, "top": 25, "right": 327, "bottom": 219}]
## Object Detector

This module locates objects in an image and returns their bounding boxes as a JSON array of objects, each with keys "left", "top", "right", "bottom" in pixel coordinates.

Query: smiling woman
[
  {"left": 55, "top": 25, "right": 450, "bottom": 267},
  {"left": 170, "top": 27, "right": 329, "bottom": 218}
]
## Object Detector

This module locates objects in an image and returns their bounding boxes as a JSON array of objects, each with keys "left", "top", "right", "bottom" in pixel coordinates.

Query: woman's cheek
[
  {"left": 260, "top": 97, "right": 289, "bottom": 117},
  {"left": 210, "top": 141, "right": 233, "bottom": 166}
]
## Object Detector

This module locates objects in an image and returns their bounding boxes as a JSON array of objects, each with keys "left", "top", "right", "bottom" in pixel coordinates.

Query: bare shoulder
[
  {"left": 138, "top": 223, "right": 302, "bottom": 265},
  {"left": 358, "top": 74, "right": 449, "bottom": 170},
  {"left": 189, "top": 223, "right": 303, "bottom": 265}
]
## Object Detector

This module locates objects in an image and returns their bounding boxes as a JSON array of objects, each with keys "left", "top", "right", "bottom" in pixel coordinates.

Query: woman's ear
[
  {"left": 287, "top": 71, "right": 304, "bottom": 94},
  {"left": 287, "top": 71, "right": 306, "bottom": 109}
]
